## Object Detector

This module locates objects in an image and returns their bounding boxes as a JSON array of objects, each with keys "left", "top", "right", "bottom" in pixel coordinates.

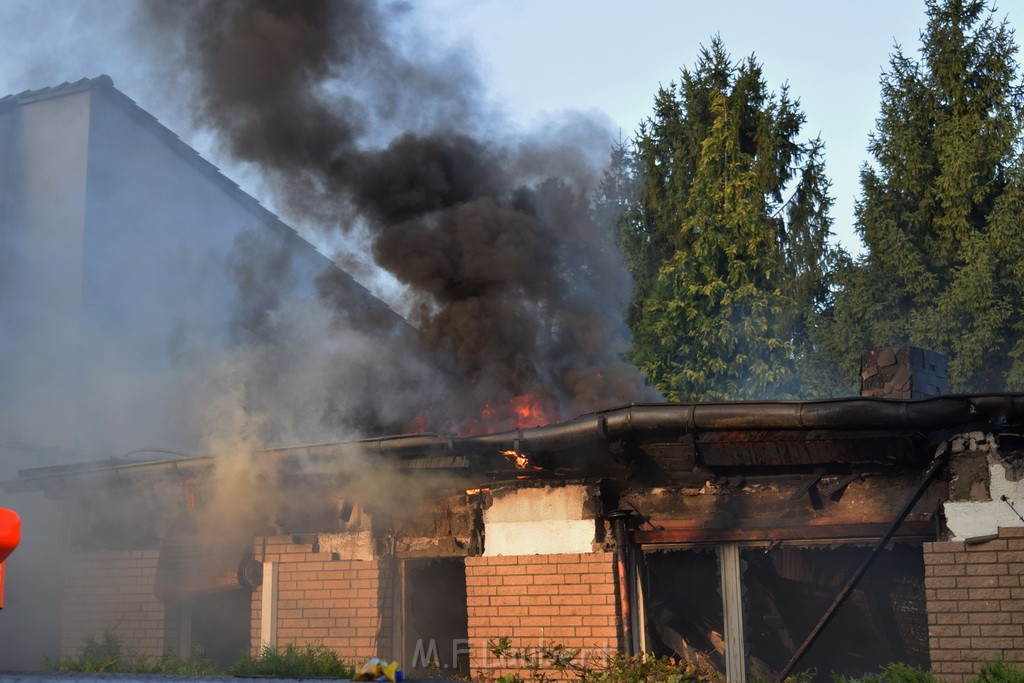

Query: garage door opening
[
  {"left": 402, "top": 557, "right": 469, "bottom": 677},
  {"left": 188, "top": 588, "right": 252, "bottom": 669},
  {"left": 642, "top": 543, "right": 928, "bottom": 682},
  {"left": 644, "top": 547, "right": 725, "bottom": 675},
  {"left": 741, "top": 544, "right": 928, "bottom": 680}
]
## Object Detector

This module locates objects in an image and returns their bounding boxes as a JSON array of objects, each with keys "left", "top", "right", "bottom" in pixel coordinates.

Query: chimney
[{"left": 860, "top": 346, "right": 948, "bottom": 399}]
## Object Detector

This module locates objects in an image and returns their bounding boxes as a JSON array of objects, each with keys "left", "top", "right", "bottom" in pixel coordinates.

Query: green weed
[
  {"left": 976, "top": 659, "right": 1024, "bottom": 683},
  {"left": 50, "top": 628, "right": 218, "bottom": 675},
  {"left": 228, "top": 641, "right": 355, "bottom": 678}
]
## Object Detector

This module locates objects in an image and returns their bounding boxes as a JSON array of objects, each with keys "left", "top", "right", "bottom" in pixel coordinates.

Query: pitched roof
[{"left": 0, "top": 74, "right": 111, "bottom": 105}]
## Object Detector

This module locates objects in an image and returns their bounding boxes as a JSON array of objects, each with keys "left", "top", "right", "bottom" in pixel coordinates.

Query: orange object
[{"left": 0, "top": 508, "right": 21, "bottom": 610}]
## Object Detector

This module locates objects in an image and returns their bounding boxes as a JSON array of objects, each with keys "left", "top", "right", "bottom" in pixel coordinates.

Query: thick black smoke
[{"left": 139, "top": 0, "right": 657, "bottom": 432}]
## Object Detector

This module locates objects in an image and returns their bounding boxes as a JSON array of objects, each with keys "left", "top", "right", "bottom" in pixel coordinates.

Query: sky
[{"left": 2, "top": 0, "right": 1022, "bottom": 256}]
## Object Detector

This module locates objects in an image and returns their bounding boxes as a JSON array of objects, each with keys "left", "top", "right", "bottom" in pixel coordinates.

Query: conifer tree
[
  {"left": 613, "top": 38, "right": 839, "bottom": 400},
  {"left": 819, "top": 0, "right": 1024, "bottom": 391}
]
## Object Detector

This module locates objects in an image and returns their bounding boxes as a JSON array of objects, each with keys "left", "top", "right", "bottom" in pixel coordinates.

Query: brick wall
[
  {"left": 61, "top": 549, "right": 168, "bottom": 658},
  {"left": 465, "top": 552, "right": 620, "bottom": 680},
  {"left": 250, "top": 536, "right": 392, "bottom": 660},
  {"left": 924, "top": 527, "right": 1024, "bottom": 682}
]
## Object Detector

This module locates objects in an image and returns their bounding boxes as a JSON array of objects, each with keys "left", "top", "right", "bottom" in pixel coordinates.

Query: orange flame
[
  {"left": 501, "top": 449, "right": 530, "bottom": 469},
  {"left": 501, "top": 449, "right": 543, "bottom": 471},
  {"left": 406, "top": 415, "right": 430, "bottom": 433},
  {"left": 465, "top": 487, "right": 490, "bottom": 495},
  {"left": 510, "top": 395, "right": 547, "bottom": 428},
  {"left": 453, "top": 390, "right": 558, "bottom": 436}
]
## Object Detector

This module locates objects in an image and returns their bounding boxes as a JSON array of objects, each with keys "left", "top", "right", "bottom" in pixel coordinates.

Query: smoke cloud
[
  {"left": 135, "top": 0, "right": 657, "bottom": 434},
  {"left": 0, "top": 0, "right": 658, "bottom": 668}
]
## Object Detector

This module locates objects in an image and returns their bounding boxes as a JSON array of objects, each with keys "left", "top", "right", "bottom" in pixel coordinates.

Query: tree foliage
[
  {"left": 819, "top": 0, "right": 1024, "bottom": 391},
  {"left": 601, "top": 38, "right": 840, "bottom": 401}
]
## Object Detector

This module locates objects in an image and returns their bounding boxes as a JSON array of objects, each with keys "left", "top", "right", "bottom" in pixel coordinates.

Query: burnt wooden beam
[
  {"left": 789, "top": 470, "right": 825, "bottom": 510},
  {"left": 631, "top": 515, "right": 936, "bottom": 545},
  {"left": 824, "top": 473, "right": 864, "bottom": 502}
]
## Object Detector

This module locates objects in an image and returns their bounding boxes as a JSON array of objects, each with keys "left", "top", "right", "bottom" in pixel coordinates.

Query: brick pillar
[
  {"left": 924, "top": 528, "right": 1024, "bottom": 682},
  {"left": 465, "top": 552, "right": 619, "bottom": 680}
]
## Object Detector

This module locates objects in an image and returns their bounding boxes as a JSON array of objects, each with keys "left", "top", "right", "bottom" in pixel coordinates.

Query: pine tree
[
  {"left": 616, "top": 38, "right": 839, "bottom": 401},
  {"left": 820, "top": 0, "right": 1024, "bottom": 391},
  {"left": 593, "top": 137, "right": 642, "bottom": 294}
]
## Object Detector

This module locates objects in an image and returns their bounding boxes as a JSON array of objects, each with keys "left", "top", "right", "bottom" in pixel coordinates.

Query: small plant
[
  {"left": 49, "top": 629, "right": 123, "bottom": 672},
  {"left": 228, "top": 641, "right": 355, "bottom": 678},
  {"left": 577, "top": 650, "right": 717, "bottom": 683},
  {"left": 976, "top": 659, "right": 1024, "bottom": 683},
  {"left": 51, "top": 628, "right": 218, "bottom": 675},
  {"left": 484, "top": 636, "right": 718, "bottom": 682},
  {"left": 832, "top": 663, "right": 922, "bottom": 683},
  {"left": 148, "top": 647, "right": 222, "bottom": 676}
]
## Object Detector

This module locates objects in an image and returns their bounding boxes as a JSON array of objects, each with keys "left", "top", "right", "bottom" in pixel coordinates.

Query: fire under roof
[{"left": 6, "top": 394, "right": 1024, "bottom": 495}]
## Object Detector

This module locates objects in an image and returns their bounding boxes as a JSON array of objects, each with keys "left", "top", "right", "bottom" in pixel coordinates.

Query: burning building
[
  {"left": 3, "top": 72, "right": 1024, "bottom": 682},
  {"left": 7, "top": 350, "right": 1024, "bottom": 681}
]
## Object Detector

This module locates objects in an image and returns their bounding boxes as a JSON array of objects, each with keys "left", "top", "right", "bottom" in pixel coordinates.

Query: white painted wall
[
  {"left": 0, "top": 91, "right": 91, "bottom": 452},
  {"left": 482, "top": 485, "right": 595, "bottom": 556}
]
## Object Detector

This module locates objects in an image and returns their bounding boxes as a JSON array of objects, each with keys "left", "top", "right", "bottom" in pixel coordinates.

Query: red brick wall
[
  {"left": 924, "top": 527, "right": 1024, "bottom": 682},
  {"left": 249, "top": 536, "right": 393, "bottom": 660},
  {"left": 61, "top": 550, "right": 168, "bottom": 658},
  {"left": 465, "top": 552, "right": 620, "bottom": 680}
]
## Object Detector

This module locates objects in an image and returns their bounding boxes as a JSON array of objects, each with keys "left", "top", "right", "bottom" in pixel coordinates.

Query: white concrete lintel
[
  {"left": 483, "top": 485, "right": 596, "bottom": 556},
  {"left": 484, "top": 520, "right": 595, "bottom": 556}
]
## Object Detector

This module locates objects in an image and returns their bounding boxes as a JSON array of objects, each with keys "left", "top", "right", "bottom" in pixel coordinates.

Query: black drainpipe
[{"left": 607, "top": 509, "right": 636, "bottom": 656}]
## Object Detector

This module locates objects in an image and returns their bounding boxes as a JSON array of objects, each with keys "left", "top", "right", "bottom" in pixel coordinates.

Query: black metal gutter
[{"left": 5, "top": 395, "right": 1023, "bottom": 493}]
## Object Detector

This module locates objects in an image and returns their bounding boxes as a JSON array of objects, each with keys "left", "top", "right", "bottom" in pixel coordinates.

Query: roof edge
[{"left": 6, "top": 394, "right": 1023, "bottom": 493}]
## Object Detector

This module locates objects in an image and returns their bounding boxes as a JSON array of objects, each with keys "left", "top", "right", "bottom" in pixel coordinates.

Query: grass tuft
[
  {"left": 50, "top": 628, "right": 218, "bottom": 675},
  {"left": 228, "top": 641, "right": 356, "bottom": 678}
]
